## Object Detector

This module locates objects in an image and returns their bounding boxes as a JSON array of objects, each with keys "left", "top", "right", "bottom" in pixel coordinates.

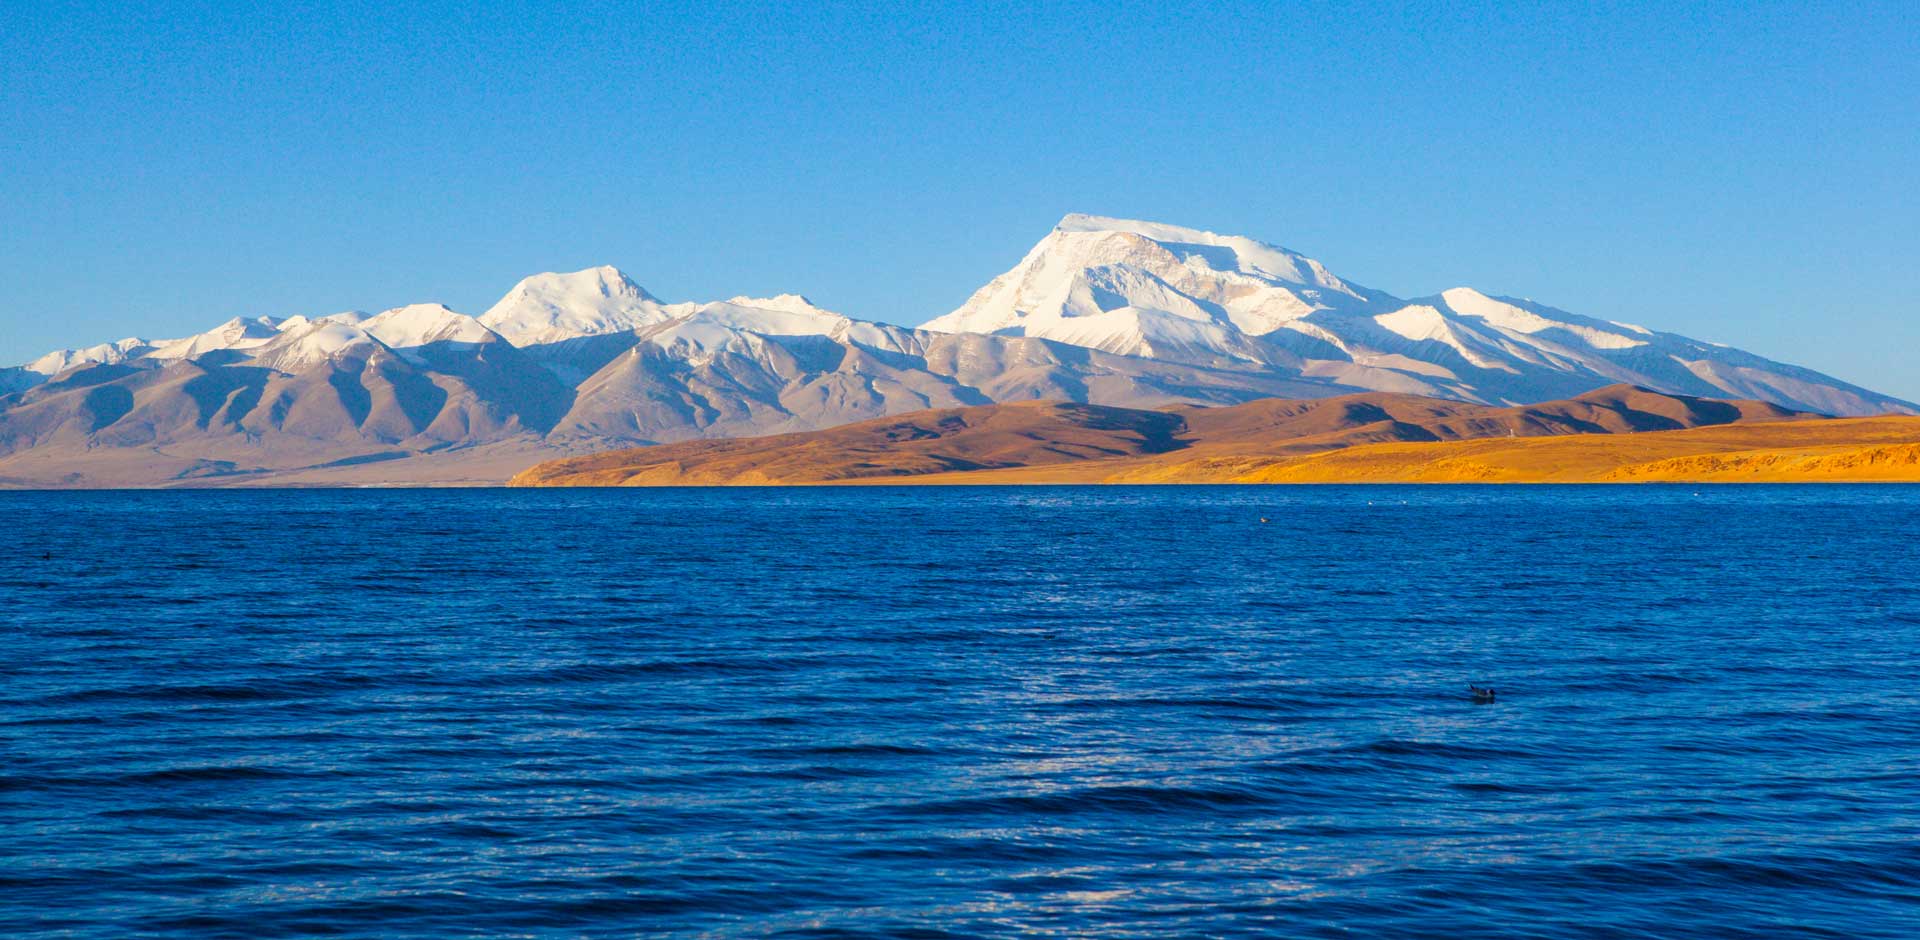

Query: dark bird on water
[{"left": 1469, "top": 684, "right": 1497, "bottom": 702}]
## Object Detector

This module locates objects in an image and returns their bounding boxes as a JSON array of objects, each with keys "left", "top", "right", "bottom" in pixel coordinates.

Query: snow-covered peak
[
  {"left": 479, "top": 265, "right": 674, "bottom": 346},
  {"left": 923, "top": 214, "right": 1386, "bottom": 358},
  {"left": 676, "top": 302, "right": 840, "bottom": 333},
  {"left": 635, "top": 297, "right": 912, "bottom": 365},
  {"left": 147, "top": 316, "right": 285, "bottom": 361},
  {"left": 25, "top": 337, "right": 152, "bottom": 375},
  {"left": 516, "top": 265, "right": 655, "bottom": 303},
  {"left": 1051, "top": 214, "right": 1364, "bottom": 293},
  {"left": 14, "top": 312, "right": 376, "bottom": 377},
  {"left": 1057, "top": 212, "right": 1198, "bottom": 237},
  {"left": 361, "top": 303, "right": 498, "bottom": 349},
  {"left": 275, "top": 311, "right": 369, "bottom": 333},
  {"left": 723, "top": 293, "right": 831, "bottom": 317},
  {"left": 249, "top": 318, "right": 380, "bottom": 373}
]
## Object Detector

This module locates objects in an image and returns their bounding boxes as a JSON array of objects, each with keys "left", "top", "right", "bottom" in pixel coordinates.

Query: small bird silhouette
[{"left": 1469, "top": 684, "right": 1497, "bottom": 702}]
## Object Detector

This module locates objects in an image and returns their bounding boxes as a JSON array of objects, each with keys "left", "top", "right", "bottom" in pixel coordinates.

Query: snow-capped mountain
[
  {"left": 925, "top": 213, "right": 1390, "bottom": 361},
  {"left": 924, "top": 214, "right": 1908, "bottom": 417},
  {"left": 2, "top": 218, "right": 1911, "bottom": 485},
  {"left": 478, "top": 266, "right": 676, "bottom": 346}
]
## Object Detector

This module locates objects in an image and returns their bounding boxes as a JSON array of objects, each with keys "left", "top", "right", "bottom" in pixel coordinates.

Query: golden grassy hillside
[
  {"left": 1112, "top": 416, "right": 1920, "bottom": 484},
  {"left": 510, "top": 384, "right": 1920, "bottom": 486}
]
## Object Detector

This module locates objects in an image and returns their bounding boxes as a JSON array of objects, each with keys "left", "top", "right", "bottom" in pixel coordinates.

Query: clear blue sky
[{"left": 4, "top": 1, "right": 1916, "bottom": 398}]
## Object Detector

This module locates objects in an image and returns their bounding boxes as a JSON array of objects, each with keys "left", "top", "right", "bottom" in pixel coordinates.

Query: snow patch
[{"left": 1439, "top": 288, "right": 1646, "bottom": 350}]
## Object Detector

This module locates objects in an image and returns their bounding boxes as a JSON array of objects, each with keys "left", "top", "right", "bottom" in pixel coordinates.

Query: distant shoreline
[{"left": 8, "top": 479, "right": 1920, "bottom": 492}]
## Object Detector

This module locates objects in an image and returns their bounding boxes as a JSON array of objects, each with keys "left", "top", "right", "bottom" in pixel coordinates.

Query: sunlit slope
[
  {"left": 1117, "top": 417, "right": 1920, "bottom": 483},
  {"left": 509, "top": 384, "right": 1920, "bottom": 486}
]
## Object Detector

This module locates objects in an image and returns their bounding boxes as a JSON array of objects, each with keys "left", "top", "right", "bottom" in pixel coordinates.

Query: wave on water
[{"left": 4, "top": 485, "right": 1919, "bottom": 938}]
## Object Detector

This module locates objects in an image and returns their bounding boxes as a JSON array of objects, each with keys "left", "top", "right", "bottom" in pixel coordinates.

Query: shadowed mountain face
[
  {"left": 5, "top": 217, "right": 1913, "bottom": 486},
  {"left": 508, "top": 384, "right": 1819, "bottom": 486}
]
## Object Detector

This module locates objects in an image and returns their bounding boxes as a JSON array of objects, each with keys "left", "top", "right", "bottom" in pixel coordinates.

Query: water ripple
[{"left": 3, "top": 485, "right": 1919, "bottom": 938}]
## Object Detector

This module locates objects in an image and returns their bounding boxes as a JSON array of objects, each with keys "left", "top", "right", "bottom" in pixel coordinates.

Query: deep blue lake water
[{"left": 4, "top": 486, "right": 1919, "bottom": 938}]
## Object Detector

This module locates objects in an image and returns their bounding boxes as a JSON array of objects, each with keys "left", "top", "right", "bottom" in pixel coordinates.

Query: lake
[{"left": 4, "top": 486, "right": 1918, "bottom": 937}]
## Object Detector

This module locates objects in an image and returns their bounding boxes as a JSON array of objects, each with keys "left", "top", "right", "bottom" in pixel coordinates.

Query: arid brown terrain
[{"left": 511, "top": 384, "right": 1920, "bottom": 486}]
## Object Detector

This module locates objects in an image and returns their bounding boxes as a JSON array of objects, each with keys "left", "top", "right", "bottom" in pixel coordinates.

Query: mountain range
[{"left": 2, "top": 215, "right": 1910, "bottom": 486}]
